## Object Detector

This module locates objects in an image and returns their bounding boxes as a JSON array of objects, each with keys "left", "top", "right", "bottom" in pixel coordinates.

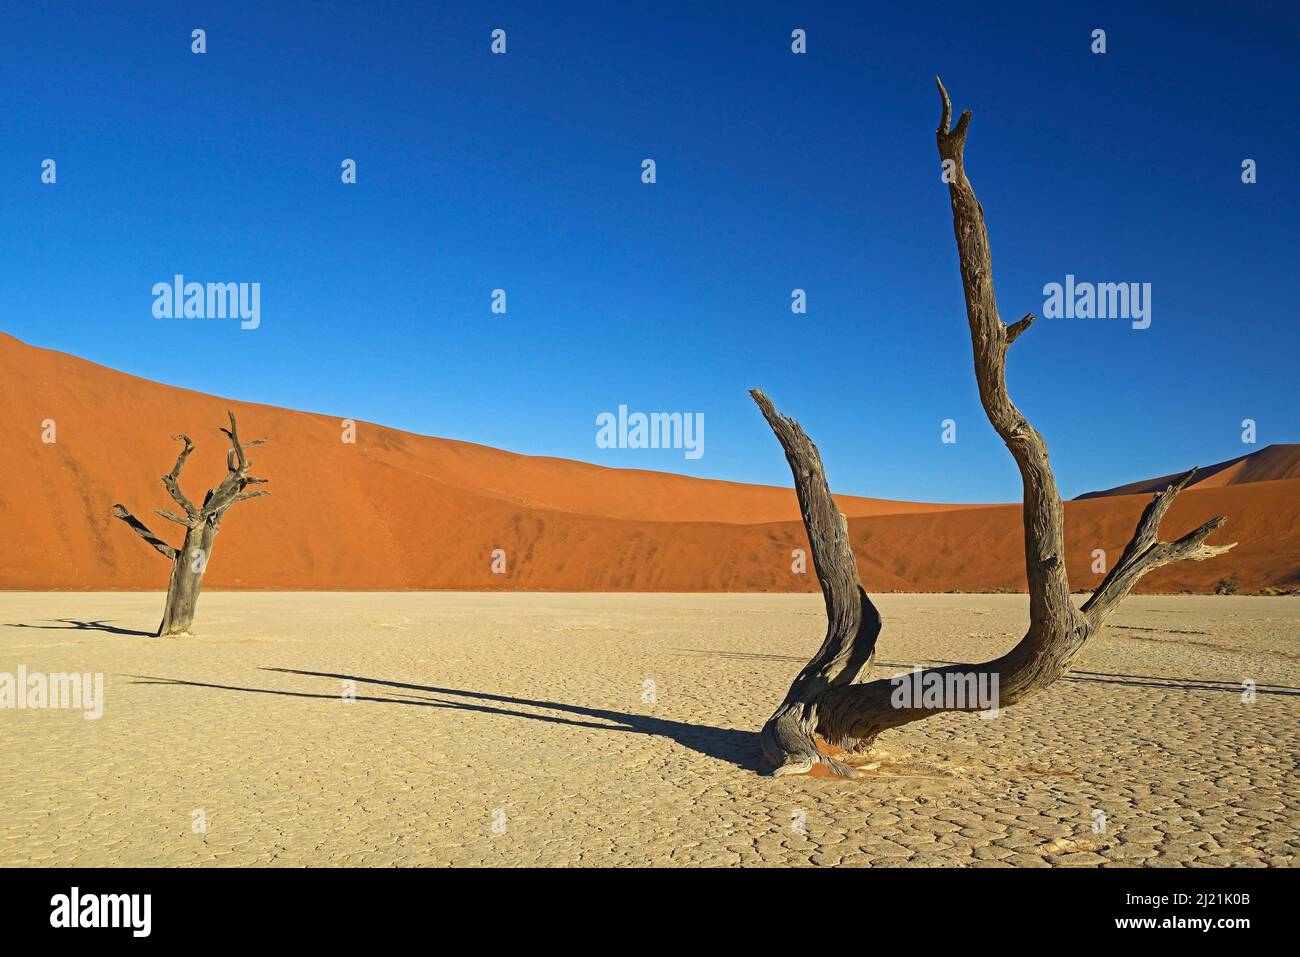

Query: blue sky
[{"left": 1, "top": 1, "right": 1296, "bottom": 502}]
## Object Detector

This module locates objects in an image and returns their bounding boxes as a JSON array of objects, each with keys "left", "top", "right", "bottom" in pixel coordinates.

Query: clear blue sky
[{"left": 2, "top": 1, "right": 1296, "bottom": 502}]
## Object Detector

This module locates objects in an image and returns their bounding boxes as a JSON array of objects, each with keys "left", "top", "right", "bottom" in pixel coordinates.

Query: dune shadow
[
  {"left": 6, "top": 618, "right": 154, "bottom": 638},
  {"left": 126, "top": 668, "right": 766, "bottom": 772}
]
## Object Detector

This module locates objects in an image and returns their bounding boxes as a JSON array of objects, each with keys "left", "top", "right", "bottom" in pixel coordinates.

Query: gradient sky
[{"left": 2, "top": 1, "right": 1296, "bottom": 502}]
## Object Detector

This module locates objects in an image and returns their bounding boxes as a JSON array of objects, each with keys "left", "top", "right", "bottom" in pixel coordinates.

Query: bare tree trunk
[
  {"left": 113, "top": 412, "right": 269, "bottom": 638},
  {"left": 156, "top": 521, "right": 217, "bottom": 637},
  {"left": 751, "top": 79, "right": 1237, "bottom": 779}
]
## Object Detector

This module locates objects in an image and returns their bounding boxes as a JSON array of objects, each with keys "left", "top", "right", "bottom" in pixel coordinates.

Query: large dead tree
[
  {"left": 112, "top": 412, "right": 269, "bottom": 637},
  {"left": 752, "top": 79, "right": 1236, "bottom": 779}
]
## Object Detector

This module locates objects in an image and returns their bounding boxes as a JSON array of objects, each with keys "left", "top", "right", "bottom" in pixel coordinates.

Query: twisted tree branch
[
  {"left": 750, "top": 389, "right": 881, "bottom": 778},
  {"left": 1082, "top": 469, "right": 1236, "bottom": 627},
  {"left": 201, "top": 410, "right": 271, "bottom": 519},
  {"left": 111, "top": 504, "right": 177, "bottom": 561},
  {"left": 154, "top": 508, "right": 196, "bottom": 528},
  {"left": 161, "top": 434, "right": 198, "bottom": 518}
]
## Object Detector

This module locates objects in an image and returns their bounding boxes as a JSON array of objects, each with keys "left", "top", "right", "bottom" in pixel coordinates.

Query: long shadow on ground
[
  {"left": 6, "top": 619, "right": 154, "bottom": 638},
  {"left": 127, "top": 668, "right": 767, "bottom": 772},
  {"left": 671, "top": 650, "right": 1300, "bottom": 696}
]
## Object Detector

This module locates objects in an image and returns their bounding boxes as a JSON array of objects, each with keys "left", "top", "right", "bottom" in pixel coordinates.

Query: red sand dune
[
  {"left": 1076, "top": 444, "right": 1300, "bottom": 499},
  {"left": 1, "top": 331, "right": 1295, "bottom": 594}
]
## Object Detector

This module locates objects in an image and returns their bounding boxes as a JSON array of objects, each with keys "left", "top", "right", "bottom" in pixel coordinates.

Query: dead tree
[
  {"left": 751, "top": 79, "right": 1236, "bottom": 778},
  {"left": 112, "top": 411, "right": 269, "bottom": 637}
]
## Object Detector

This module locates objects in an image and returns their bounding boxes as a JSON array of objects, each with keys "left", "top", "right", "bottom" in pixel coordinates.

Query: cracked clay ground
[{"left": 1, "top": 592, "right": 1295, "bottom": 867}]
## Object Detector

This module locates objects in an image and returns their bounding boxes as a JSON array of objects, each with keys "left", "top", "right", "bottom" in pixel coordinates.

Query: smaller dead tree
[{"left": 112, "top": 412, "right": 269, "bottom": 637}]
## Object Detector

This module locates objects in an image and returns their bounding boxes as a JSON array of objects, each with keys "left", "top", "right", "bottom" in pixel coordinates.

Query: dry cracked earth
[{"left": 0, "top": 592, "right": 1295, "bottom": 867}]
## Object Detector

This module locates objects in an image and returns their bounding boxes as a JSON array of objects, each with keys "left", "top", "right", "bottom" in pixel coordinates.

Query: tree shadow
[
  {"left": 669, "top": 650, "right": 1300, "bottom": 696},
  {"left": 6, "top": 619, "right": 154, "bottom": 638},
  {"left": 126, "top": 668, "right": 767, "bottom": 772},
  {"left": 871, "top": 659, "right": 1300, "bottom": 696}
]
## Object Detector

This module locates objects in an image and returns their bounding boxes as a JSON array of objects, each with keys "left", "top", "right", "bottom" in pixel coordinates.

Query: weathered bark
[
  {"left": 112, "top": 412, "right": 269, "bottom": 637},
  {"left": 156, "top": 521, "right": 217, "bottom": 637},
  {"left": 752, "top": 78, "right": 1236, "bottom": 778},
  {"left": 750, "top": 389, "right": 882, "bottom": 778}
]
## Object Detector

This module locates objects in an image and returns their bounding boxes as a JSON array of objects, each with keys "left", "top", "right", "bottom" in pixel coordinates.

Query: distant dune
[
  {"left": 1, "top": 331, "right": 1294, "bottom": 593},
  {"left": 1076, "top": 444, "right": 1300, "bottom": 499}
]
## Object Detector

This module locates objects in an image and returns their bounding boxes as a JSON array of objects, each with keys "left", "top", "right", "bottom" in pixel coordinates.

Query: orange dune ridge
[
  {"left": 1076, "top": 444, "right": 1300, "bottom": 498},
  {"left": 1, "top": 331, "right": 1295, "bottom": 593}
]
